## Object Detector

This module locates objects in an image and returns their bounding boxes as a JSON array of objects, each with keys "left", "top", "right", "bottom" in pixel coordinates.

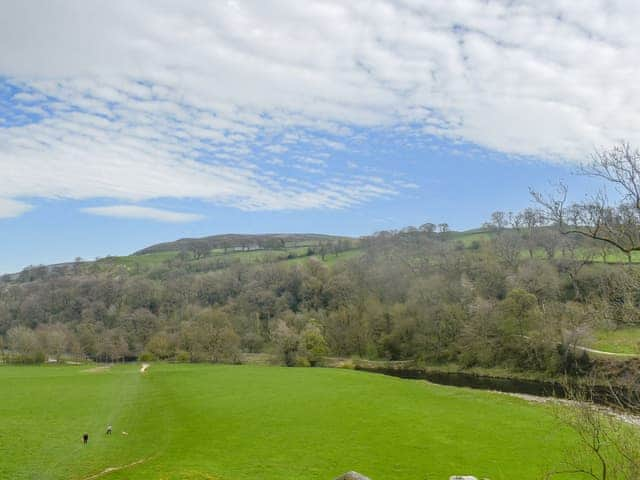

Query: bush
[
  {"left": 139, "top": 352, "right": 155, "bottom": 362},
  {"left": 174, "top": 350, "right": 191, "bottom": 362}
]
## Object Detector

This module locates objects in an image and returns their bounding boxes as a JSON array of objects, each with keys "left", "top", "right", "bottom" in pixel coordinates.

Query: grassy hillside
[
  {"left": 0, "top": 363, "right": 582, "bottom": 480},
  {"left": 97, "top": 246, "right": 363, "bottom": 272},
  {"left": 135, "top": 233, "right": 349, "bottom": 255},
  {"left": 591, "top": 328, "right": 640, "bottom": 354}
]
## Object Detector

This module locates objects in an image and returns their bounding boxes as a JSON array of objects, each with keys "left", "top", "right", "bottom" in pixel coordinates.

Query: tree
[
  {"left": 557, "top": 236, "right": 595, "bottom": 301},
  {"left": 76, "top": 321, "right": 98, "bottom": 359},
  {"left": 485, "top": 210, "right": 512, "bottom": 233},
  {"left": 318, "top": 242, "right": 328, "bottom": 261},
  {"left": 145, "top": 332, "right": 175, "bottom": 359},
  {"left": 6, "top": 326, "right": 41, "bottom": 363},
  {"left": 125, "top": 308, "right": 158, "bottom": 353},
  {"left": 36, "top": 323, "right": 69, "bottom": 361},
  {"left": 532, "top": 142, "right": 640, "bottom": 262},
  {"left": 196, "top": 309, "right": 240, "bottom": 363},
  {"left": 499, "top": 289, "right": 538, "bottom": 337},
  {"left": 272, "top": 319, "right": 300, "bottom": 366},
  {"left": 189, "top": 240, "right": 211, "bottom": 260},
  {"left": 492, "top": 231, "right": 522, "bottom": 268},
  {"left": 536, "top": 227, "right": 562, "bottom": 260},
  {"left": 419, "top": 222, "right": 436, "bottom": 235},
  {"left": 300, "top": 322, "right": 328, "bottom": 366},
  {"left": 546, "top": 376, "right": 640, "bottom": 480},
  {"left": 97, "top": 328, "right": 129, "bottom": 362},
  {"left": 515, "top": 208, "right": 543, "bottom": 258}
]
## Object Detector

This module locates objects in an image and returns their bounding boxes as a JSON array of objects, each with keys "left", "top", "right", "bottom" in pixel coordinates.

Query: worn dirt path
[
  {"left": 574, "top": 345, "right": 639, "bottom": 358},
  {"left": 81, "top": 457, "right": 149, "bottom": 480}
]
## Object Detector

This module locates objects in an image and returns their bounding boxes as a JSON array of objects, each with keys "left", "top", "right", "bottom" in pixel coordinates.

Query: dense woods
[
  {"left": 1, "top": 221, "right": 638, "bottom": 376},
  {"left": 4, "top": 144, "right": 640, "bottom": 376}
]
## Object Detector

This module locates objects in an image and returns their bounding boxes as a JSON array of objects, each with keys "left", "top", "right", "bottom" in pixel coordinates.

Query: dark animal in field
[{"left": 82, "top": 433, "right": 88, "bottom": 444}]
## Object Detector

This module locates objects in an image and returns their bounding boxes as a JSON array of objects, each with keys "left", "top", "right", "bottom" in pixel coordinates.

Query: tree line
[{"left": 2, "top": 143, "right": 640, "bottom": 379}]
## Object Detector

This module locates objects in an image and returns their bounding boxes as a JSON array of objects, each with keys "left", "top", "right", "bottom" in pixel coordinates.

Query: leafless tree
[
  {"left": 532, "top": 142, "right": 640, "bottom": 263},
  {"left": 515, "top": 208, "right": 544, "bottom": 258},
  {"left": 546, "top": 374, "right": 640, "bottom": 480},
  {"left": 556, "top": 236, "right": 595, "bottom": 300},
  {"left": 492, "top": 231, "right": 522, "bottom": 268}
]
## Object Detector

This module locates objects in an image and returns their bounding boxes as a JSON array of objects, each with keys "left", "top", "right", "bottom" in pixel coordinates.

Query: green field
[
  {"left": 0, "top": 363, "right": 585, "bottom": 480},
  {"left": 97, "top": 247, "right": 363, "bottom": 273},
  {"left": 591, "top": 328, "right": 640, "bottom": 354},
  {"left": 90, "top": 230, "right": 640, "bottom": 275}
]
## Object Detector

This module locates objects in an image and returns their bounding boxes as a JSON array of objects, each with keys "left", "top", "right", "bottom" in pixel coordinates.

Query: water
[{"left": 355, "top": 366, "right": 640, "bottom": 412}]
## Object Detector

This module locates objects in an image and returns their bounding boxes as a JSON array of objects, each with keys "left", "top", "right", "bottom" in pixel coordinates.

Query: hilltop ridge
[{"left": 134, "top": 233, "right": 352, "bottom": 255}]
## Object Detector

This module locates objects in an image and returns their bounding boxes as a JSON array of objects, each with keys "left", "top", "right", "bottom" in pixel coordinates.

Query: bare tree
[
  {"left": 515, "top": 208, "right": 544, "bottom": 258},
  {"left": 189, "top": 241, "right": 211, "bottom": 260},
  {"left": 492, "top": 231, "right": 522, "bottom": 268},
  {"left": 546, "top": 374, "right": 640, "bottom": 480},
  {"left": 485, "top": 210, "right": 512, "bottom": 233},
  {"left": 532, "top": 142, "right": 640, "bottom": 262},
  {"left": 557, "top": 236, "right": 595, "bottom": 301}
]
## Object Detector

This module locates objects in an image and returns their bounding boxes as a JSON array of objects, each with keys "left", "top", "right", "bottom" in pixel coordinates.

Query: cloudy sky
[{"left": 1, "top": 0, "right": 638, "bottom": 272}]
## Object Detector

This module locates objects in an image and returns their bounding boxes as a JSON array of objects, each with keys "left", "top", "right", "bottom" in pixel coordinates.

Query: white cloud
[
  {"left": 2, "top": 1, "right": 640, "bottom": 217},
  {"left": 0, "top": 198, "right": 32, "bottom": 218},
  {"left": 82, "top": 205, "right": 204, "bottom": 223},
  {"left": 12, "top": 92, "right": 46, "bottom": 102},
  {"left": 265, "top": 145, "right": 288, "bottom": 154}
]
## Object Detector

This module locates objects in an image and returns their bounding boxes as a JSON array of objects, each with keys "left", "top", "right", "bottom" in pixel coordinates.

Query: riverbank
[{"left": 336, "top": 357, "right": 640, "bottom": 413}]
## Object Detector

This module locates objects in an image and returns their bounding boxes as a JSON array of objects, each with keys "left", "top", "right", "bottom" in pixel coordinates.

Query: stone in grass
[{"left": 334, "top": 472, "right": 372, "bottom": 480}]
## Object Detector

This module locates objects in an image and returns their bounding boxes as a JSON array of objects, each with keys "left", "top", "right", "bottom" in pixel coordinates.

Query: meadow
[
  {"left": 591, "top": 327, "right": 640, "bottom": 354},
  {"left": 0, "top": 363, "right": 583, "bottom": 480}
]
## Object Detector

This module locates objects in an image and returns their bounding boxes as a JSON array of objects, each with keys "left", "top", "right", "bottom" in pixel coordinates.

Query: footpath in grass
[{"left": 0, "top": 363, "right": 581, "bottom": 480}]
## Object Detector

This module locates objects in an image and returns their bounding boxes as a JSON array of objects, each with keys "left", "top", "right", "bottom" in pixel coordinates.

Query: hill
[
  {"left": 134, "top": 233, "right": 350, "bottom": 255},
  {"left": 4, "top": 224, "right": 640, "bottom": 376}
]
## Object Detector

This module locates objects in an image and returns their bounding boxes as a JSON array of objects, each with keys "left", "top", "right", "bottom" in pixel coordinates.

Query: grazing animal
[
  {"left": 106, "top": 425, "right": 112, "bottom": 435},
  {"left": 82, "top": 433, "right": 89, "bottom": 445},
  {"left": 121, "top": 431, "right": 128, "bottom": 436}
]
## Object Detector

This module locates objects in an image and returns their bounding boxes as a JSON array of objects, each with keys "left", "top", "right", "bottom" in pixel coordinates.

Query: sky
[{"left": 1, "top": 0, "right": 639, "bottom": 273}]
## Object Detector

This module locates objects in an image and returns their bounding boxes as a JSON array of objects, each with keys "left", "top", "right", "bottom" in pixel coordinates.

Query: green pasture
[
  {"left": 0, "top": 363, "right": 586, "bottom": 480},
  {"left": 591, "top": 328, "right": 640, "bottom": 354},
  {"left": 98, "top": 246, "right": 362, "bottom": 273}
]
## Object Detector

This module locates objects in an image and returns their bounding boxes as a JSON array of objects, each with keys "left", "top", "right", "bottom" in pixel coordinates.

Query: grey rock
[{"left": 334, "top": 472, "right": 372, "bottom": 480}]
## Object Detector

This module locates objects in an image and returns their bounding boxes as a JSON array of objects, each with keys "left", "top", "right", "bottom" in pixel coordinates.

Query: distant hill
[{"left": 134, "top": 233, "right": 351, "bottom": 255}]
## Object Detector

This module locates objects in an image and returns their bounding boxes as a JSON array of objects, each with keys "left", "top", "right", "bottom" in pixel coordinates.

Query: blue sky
[{"left": 0, "top": 1, "right": 638, "bottom": 273}]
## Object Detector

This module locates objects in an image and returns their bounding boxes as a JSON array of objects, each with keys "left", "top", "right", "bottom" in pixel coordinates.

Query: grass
[
  {"left": 94, "top": 230, "right": 640, "bottom": 275},
  {"left": 97, "top": 247, "right": 361, "bottom": 273},
  {"left": 591, "top": 328, "right": 640, "bottom": 354},
  {"left": 0, "top": 363, "right": 585, "bottom": 480},
  {"left": 98, "top": 251, "right": 179, "bottom": 269}
]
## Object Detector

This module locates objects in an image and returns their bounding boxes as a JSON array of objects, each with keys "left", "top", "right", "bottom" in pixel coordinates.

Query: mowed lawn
[{"left": 0, "top": 364, "right": 580, "bottom": 480}]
